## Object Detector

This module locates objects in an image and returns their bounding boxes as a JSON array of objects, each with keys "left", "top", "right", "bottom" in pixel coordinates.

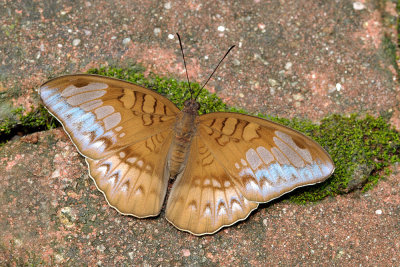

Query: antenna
[
  {"left": 176, "top": 33, "right": 193, "bottom": 96},
  {"left": 194, "top": 45, "right": 235, "bottom": 100}
]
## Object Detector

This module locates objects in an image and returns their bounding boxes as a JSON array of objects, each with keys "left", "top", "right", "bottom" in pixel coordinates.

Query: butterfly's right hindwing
[{"left": 87, "top": 129, "right": 174, "bottom": 217}]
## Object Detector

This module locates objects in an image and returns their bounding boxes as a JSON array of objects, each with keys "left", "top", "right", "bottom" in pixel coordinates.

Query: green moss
[
  {"left": 288, "top": 114, "right": 400, "bottom": 203},
  {"left": 3, "top": 65, "right": 400, "bottom": 203},
  {"left": 382, "top": 35, "right": 399, "bottom": 77},
  {"left": 0, "top": 105, "right": 57, "bottom": 144}
]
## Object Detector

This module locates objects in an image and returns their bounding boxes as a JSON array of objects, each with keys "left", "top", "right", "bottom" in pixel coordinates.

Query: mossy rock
[{"left": 1, "top": 65, "right": 399, "bottom": 203}]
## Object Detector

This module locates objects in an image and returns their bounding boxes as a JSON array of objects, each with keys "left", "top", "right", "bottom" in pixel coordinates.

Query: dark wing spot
[
  {"left": 73, "top": 81, "right": 90, "bottom": 88},
  {"left": 292, "top": 136, "right": 307, "bottom": 149}
]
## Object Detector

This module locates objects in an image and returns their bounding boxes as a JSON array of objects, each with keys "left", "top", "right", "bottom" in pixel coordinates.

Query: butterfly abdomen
[{"left": 169, "top": 111, "right": 198, "bottom": 178}]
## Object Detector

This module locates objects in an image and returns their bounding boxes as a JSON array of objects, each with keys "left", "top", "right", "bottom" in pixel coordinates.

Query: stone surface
[
  {"left": 0, "top": 0, "right": 399, "bottom": 265},
  {"left": 0, "top": 0, "right": 399, "bottom": 121},
  {"left": 1, "top": 129, "right": 399, "bottom": 265}
]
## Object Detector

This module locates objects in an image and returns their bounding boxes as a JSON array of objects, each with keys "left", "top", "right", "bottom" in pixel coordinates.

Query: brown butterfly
[{"left": 39, "top": 35, "right": 334, "bottom": 235}]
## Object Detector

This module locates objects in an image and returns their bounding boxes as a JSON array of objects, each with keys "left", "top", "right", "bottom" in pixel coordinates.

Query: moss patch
[
  {"left": 0, "top": 105, "right": 57, "bottom": 144},
  {"left": 287, "top": 114, "right": 400, "bottom": 203},
  {"left": 2, "top": 66, "right": 399, "bottom": 203}
]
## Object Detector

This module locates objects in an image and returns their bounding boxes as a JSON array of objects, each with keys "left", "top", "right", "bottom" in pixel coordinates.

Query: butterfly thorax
[{"left": 168, "top": 99, "right": 200, "bottom": 178}]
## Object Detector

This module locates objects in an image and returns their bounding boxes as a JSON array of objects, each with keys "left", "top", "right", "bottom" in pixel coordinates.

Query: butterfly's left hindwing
[{"left": 166, "top": 136, "right": 259, "bottom": 235}]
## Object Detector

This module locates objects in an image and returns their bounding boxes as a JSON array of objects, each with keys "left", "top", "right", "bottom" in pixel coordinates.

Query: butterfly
[{"left": 39, "top": 35, "right": 334, "bottom": 236}]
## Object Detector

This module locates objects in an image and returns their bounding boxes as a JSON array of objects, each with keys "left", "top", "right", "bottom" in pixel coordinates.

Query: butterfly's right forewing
[
  {"left": 40, "top": 74, "right": 180, "bottom": 160},
  {"left": 40, "top": 74, "right": 180, "bottom": 217}
]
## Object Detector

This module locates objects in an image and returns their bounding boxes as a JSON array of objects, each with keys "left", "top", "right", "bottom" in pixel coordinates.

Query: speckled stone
[
  {"left": 0, "top": 130, "right": 399, "bottom": 265},
  {"left": 0, "top": 0, "right": 399, "bottom": 265}
]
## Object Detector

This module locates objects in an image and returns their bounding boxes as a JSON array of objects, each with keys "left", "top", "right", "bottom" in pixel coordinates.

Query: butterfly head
[
  {"left": 176, "top": 33, "right": 235, "bottom": 117},
  {"left": 183, "top": 99, "right": 200, "bottom": 115}
]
